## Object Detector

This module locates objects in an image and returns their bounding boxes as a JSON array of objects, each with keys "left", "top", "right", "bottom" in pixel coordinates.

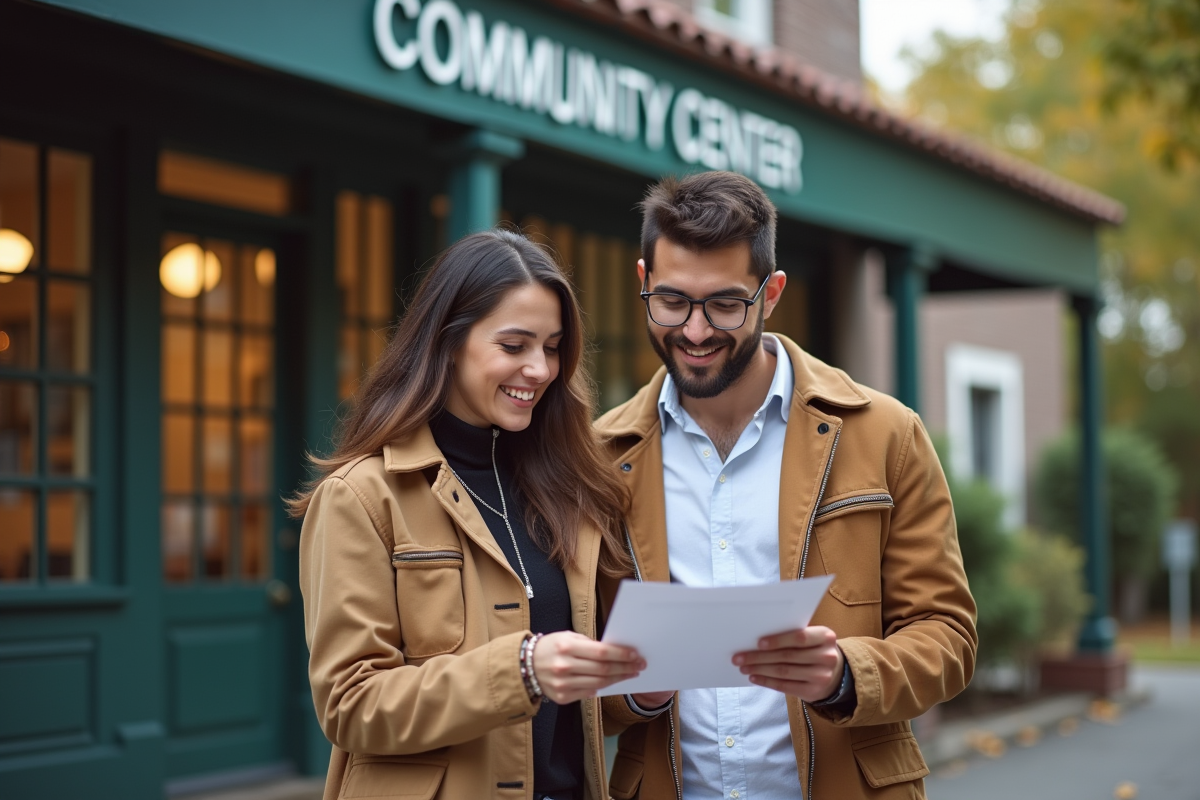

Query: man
[{"left": 598, "top": 171, "right": 977, "bottom": 800}]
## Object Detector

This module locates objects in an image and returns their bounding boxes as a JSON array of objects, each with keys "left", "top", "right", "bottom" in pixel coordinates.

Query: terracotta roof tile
[{"left": 554, "top": 0, "right": 1125, "bottom": 225}]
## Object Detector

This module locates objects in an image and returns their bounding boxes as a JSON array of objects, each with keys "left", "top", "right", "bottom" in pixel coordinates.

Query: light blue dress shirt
[{"left": 658, "top": 335, "right": 801, "bottom": 800}]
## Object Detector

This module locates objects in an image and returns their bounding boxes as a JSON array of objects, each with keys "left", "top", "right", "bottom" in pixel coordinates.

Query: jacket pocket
[
  {"left": 341, "top": 755, "right": 447, "bottom": 799},
  {"left": 393, "top": 547, "right": 466, "bottom": 659},
  {"left": 851, "top": 731, "right": 929, "bottom": 789},
  {"left": 812, "top": 492, "right": 890, "bottom": 605},
  {"left": 608, "top": 750, "right": 645, "bottom": 800}
]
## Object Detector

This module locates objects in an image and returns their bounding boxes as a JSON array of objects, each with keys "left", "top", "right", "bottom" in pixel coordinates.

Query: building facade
[{"left": 0, "top": 0, "right": 1120, "bottom": 796}]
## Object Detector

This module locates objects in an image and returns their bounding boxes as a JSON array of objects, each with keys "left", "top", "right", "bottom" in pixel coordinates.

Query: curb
[{"left": 919, "top": 688, "right": 1153, "bottom": 770}]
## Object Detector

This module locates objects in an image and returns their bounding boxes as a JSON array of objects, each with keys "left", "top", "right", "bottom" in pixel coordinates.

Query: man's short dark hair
[{"left": 639, "top": 171, "right": 777, "bottom": 281}]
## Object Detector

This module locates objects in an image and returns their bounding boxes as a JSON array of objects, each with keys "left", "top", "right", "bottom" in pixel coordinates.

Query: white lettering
[
  {"left": 373, "top": 0, "right": 421, "bottom": 70},
  {"left": 374, "top": 0, "right": 804, "bottom": 192},
  {"left": 418, "top": 0, "right": 464, "bottom": 86},
  {"left": 671, "top": 88, "right": 704, "bottom": 164},
  {"left": 461, "top": 11, "right": 507, "bottom": 97}
]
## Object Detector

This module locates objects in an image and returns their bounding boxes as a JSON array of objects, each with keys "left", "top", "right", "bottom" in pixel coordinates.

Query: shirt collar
[{"left": 658, "top": 334, "right": 794, "bottom": 431}]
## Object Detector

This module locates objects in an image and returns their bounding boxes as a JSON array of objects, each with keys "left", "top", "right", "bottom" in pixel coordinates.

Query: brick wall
[{"left": 772, "top": 0, "right": 861, "bottom": 82}]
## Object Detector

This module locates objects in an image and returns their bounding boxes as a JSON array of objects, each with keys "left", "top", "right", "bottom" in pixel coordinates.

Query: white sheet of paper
[{"left": 598, "top": 576, "right": 835, "bottom": 696}]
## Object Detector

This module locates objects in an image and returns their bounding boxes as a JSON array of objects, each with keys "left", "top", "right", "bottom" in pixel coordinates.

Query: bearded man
[{"left": 597, "top": 171, "right": 978, "bottom": 800}]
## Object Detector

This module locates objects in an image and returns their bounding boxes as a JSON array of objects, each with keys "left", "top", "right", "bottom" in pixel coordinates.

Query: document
[{"left": 598, "top": 576, "right": 835, "bottom": 696}]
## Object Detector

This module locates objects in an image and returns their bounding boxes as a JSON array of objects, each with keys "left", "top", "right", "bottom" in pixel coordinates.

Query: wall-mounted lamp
[
  {"left": 0, "top": 228, "right": 34, "bottom": 283},
  {"left": 160, "top": 242, "right": 221, "bottom": 299}
]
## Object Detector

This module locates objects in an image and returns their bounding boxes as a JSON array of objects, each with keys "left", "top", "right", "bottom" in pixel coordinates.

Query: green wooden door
[{"left": 157, "top": 216, "right": 296, "bottom": 785}]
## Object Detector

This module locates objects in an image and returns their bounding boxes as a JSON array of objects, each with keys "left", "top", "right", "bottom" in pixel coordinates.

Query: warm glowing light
[
  {"left": 254, "top": 248, "right": 276, "bottom": 286},
  {"left": 0, "top": 331, "right": 10, "bottom": 352},
  {"left": 0, "top": 228, "right": 34, "bottom": 274},
  {"left": 0, "top": 274, "right": 13, "bottom": 284},
  {"left": 160, "top": 243, "right": 221, "bottom": 299}
]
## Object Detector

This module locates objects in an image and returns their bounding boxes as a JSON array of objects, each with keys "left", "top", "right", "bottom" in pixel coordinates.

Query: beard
[{"left": 648, "top": 311, "right": 765, "bottom": 399}]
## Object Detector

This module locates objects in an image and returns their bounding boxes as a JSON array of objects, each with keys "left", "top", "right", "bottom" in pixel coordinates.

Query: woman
[{"left": 290, "top": 229, "right": 643, "bottom": 800}]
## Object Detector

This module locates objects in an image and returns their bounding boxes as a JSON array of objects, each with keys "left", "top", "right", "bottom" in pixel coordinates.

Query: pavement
[
  {"left": 926, "top": 665, "right": 1200, "bottom": 800},
  {"left": 180, "top": 665, "right": 1200, "bottom": 800}
]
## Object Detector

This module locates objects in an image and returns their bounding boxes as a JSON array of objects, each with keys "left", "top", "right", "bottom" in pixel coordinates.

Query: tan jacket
[
  {"left": 596, "top": 336, "right": 977, "bottom": 800},
  {"left": 299, "top": 425, "right": 610, "bottom": 800}
]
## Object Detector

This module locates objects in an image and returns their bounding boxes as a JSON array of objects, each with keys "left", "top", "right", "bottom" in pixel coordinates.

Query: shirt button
[
  {"left": 718, "top": 540, "right": 727, "bottom": 550},
  {"left": 703, "top": 448, "right": 711, "bottom": 458},
  {"left": 725, "top": 736, "right": 735, "bottom": 747},
  {"left": 718, "top": 474, "right": 726, "bottom": 483},
  {"left": 731, "top": 791, "right": 740, "bottom": 799}
]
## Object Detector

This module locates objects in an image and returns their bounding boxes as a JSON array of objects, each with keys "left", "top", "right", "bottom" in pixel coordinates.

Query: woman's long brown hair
[{"left": 287, "top": 229, "right": 630, "bottom": 576}]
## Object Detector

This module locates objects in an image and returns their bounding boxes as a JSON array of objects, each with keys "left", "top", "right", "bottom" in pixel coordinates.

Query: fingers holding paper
[
  {"left": 733, "top": 626, "right": 844, "bottom": 702},
  {"left": 533, "top": 631, "right": 647, "bottom": 704}
]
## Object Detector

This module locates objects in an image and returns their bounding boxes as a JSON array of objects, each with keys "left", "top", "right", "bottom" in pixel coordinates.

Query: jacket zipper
[
  {"left": 623, "top": 527, "right": 682, "bottom": 800},
  {"left": 390, "top": 550, "right": 463, "bottom": 563},
  {"left": 814, "top": 492, "right": 893, "bottom": 520},
  {"left": 798, "top": 426, "right": 841, "bottom": 800}
]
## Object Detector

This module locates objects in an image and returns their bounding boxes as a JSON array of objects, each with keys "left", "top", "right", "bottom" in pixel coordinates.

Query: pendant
[{"left": 525, "top": 584, "right": 535, "bottom": 599}]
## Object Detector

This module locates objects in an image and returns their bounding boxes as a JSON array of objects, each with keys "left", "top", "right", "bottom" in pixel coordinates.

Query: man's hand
[{"left": 733, "top": 626, "right": 844, "bottom": 702}]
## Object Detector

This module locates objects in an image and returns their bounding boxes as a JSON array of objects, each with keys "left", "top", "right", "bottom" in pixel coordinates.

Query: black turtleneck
[{"left": 429, "top": 411, "right": 583, "bottom": 800}]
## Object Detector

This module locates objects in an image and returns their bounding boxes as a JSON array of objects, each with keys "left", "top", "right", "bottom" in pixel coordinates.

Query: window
[
  {"left": 160, "top": 234, "right": 276, "bottom": 583},
  {"left": 945, "top": 344, "right": 1025, "bottom": 528},
  {"left": 695, "top": 0, "right": 774, "bottom": 48},
  {"left": 0, "top": 137, "right": 94, "bottom": 584},
  {"left": 336, "top": 191, "right": 396, "bottom": 399}
]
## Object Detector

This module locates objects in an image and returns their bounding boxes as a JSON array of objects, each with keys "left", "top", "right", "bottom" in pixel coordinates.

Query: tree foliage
[
  {"left": 1102, "top": 0, "right": 1200, "bottom": 171},
  {"left": 890, "top": 0, "right": 1200, "bottom": 521}
]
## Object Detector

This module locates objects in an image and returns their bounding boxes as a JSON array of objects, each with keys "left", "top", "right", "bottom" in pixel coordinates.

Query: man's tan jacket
[
  {"left": 596, "top": 335, "right": 978, "bottom": 800},
  {"left": 299, "top": 425, "right": 611, "bottom": 800}
]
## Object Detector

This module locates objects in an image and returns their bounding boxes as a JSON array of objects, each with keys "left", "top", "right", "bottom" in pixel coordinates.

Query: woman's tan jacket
[{"left": 299, "top": 424, "right": 610, "bottom": 800}]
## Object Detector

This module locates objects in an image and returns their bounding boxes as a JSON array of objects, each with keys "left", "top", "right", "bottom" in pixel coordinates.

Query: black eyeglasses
[{"left": 640, "top": 274, "right": 770, "bottom": 331}]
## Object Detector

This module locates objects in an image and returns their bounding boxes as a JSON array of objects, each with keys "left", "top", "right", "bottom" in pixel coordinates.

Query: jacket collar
[
  {"left": 596, "top": 334, "right": 870, "bottom": 441},
  {"left": 382, "top": 424, "right": 445, "bottom": 473}
]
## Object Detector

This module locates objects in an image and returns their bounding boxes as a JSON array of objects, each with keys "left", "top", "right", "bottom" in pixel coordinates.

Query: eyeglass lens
[{"left": 646, "top": 295, "right": 749, "bottom": 330}]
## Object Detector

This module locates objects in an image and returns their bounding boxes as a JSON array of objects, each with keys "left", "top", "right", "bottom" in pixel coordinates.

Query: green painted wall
[{"left": 35, "top": 0, "right": 1102, "bottom": 292}]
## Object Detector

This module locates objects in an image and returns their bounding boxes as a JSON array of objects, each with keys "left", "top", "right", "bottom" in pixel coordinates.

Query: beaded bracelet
[{"left": 519, "top": 633, "right": 545, "bottom": 701}]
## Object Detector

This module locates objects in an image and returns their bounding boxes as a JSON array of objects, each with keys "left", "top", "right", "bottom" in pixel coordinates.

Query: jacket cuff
[
  {"left": 486, "top": 630, "right": 542, "bottom": 723},
  {"left": 625, "top": 693, "right": 674, "bottom": 717},
  {"left": 814, "top": 637, "right": 878, "bottom": 726},
  {"left": 601, "top": 693, "right": 657, "bottom": 730}
]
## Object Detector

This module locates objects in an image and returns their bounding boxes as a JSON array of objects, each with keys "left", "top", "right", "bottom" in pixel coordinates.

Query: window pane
[
  {"left": 364, "top": 196, "right": 394, "bottom": 324},
  {"left": 240, "top": 245, "right": 274, "bottom": 326},
  {"left": 161, "top": 232, "right": 200, "bottom": 318},
  {"left": 46, "top": 280, "right": 91, "bottom": 373},
  {"left": 47, "top": 384, "right": 90, "bottom": 477},
  {"left": 336, "top": 191, "right": 361, "bottom": 318},
  {"left": 201, "top": 239, "right": 234, "bottom": 323},
  {"left": 162, "top": 412, "right": 195, "bottom": 494},
  {"left": 47, "top": 490, "right": 89, "bottom": 581},
  {"left": 159, "top": 151, "right": 293, "bottom": 217},
  {"left": 0, "top": 488, "right": 35, "bottom": 582},
  {"left": 0, "top": 275, "right": 37, "bottom": 369},
  {"left": 240, "top": 415, "right": 271, "bottom": 496},
  {"left": 338, "top": 325, "right": 360, "bottom": 400},
  {"left": 0, "top": 380, "right": 36, "bottom": 475},
  {"left": 240, "top": 503, "right": 270, "bottom": 581},
  {"left": 203, "top": 329, "right": 233, "bottom": 408},
  {"left": 202, "top": 415, "right": 232, "bottom": 494},
  {"left": 162, "top": 500, "right": 194, "bottom": 582},
  {"left": 162, "top": 323, "right": 196, "bottom": 404},
  {"left": 201, "top": 501, "right": 231, "bottom": 578},
  {"left": 0, "top": 138, "right": 39, "bottom": 271},
  {"left": 46, "top": 149, "right": 92, "bottom": 274},
  {"left": 239, "top": 333, "right": 273, "bottom": 409}
]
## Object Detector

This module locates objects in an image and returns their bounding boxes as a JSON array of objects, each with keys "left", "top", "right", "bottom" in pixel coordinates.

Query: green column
[
  {"left": 1073, "top": 294, "right": 1116, "bottom": 653},
  {"left": 888, "top": 244, "right": 936, "bottom": 412},
  {"left": 445, "top": 129, "right": 525, "bottom": 241}
]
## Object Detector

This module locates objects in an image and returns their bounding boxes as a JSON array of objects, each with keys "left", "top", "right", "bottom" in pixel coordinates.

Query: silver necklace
[{"left": 448, "top": 428, "right": 535, "bottom": 599}]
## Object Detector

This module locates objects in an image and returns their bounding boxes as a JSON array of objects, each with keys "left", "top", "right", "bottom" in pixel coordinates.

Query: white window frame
[
  {"left": 694, "top": 0, "right": 774, "bottom": 49},
  {"left": 945, "top": 344, "right": 1025, "bottom": 530}
]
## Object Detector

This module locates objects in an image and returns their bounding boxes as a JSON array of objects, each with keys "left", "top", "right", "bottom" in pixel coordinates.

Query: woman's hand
[{"left": 532, "top": 632, "right": 645, "bottom": 704}]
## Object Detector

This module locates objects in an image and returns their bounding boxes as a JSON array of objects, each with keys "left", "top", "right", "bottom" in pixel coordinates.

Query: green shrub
[
  {"left": 1035, "top": 428, "right": 1178, "bottom": 580},
  {"left": 1010, "top": 530, "right": 1091, "bottom": 651}
]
